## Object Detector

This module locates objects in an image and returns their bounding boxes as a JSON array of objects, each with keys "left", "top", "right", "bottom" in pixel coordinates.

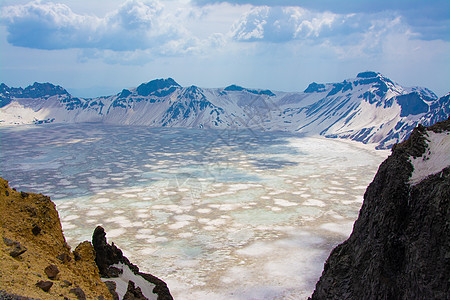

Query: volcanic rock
[
  {"left": 44, "top": 264, "right": 59, "bottom": 279},
  {"left": 310, "top": 117, "right": 450, "bottom": 299},
  {"left": 92, "top": 226, "right": 173, "bottom": 300},
  {"left": 123, "top": 281, "right": 148, "bottom": 300},
  {"left": 35, "top": 281, "right": 53, "bottom": 292}
]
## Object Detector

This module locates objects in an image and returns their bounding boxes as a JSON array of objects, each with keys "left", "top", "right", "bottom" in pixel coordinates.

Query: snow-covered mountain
[{"left": 1, "top": 71, "right": 448, "bottom": 149}]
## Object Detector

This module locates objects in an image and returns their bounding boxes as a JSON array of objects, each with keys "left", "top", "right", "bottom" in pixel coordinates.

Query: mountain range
[{"left": 1, "top": 71, "right": 449, "bottom": 149}]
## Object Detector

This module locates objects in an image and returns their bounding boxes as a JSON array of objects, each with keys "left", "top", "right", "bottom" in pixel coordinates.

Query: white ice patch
[
  {"left": 102, "top": 263, "right": 157, "bottom": 300},
  {"left": 320, "top": 222, "right": 354, "bottom": 236},
  {"left": 409, "top": 131, "right": 450, "bottom": 185},
  {"left": 303, "top": 199, "right": 326, "bottom": 207},
  {"left": 107, "top": 228, "right": 126, "bottom": 238},
  {"left": 273, "top": 198, "right": 298, "bottom": 207},
  {"left": 93, "top": 198, "right": 110, "bottom": 203}
]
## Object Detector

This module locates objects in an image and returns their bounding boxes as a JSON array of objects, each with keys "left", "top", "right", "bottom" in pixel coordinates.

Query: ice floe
[{"left": 0, "top": 124, "right": 389, "bottom": 300}]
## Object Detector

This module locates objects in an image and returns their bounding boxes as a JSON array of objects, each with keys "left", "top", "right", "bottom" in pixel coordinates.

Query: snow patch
[
  {"left": 409, "top": 131, "right": 450, "bottom": 185},
  {"left": 102, "top": 263, "right": 157, "bottom": 300}
]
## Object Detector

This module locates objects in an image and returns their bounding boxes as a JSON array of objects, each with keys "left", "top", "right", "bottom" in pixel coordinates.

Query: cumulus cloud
[
  {"left": 1, "top": 0, "right": 194, "bottom": 52},
  {"left": 194, "top": 0, "right": 450, "bottom": 41},
  {"left": 231, "top": 5, "right": 408, "bottom": 50}
]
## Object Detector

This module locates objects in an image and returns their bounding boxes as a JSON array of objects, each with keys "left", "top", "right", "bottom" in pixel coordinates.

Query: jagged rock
[
  {"left": 92, "top": 226, "right": 173, "bottom": 300},
  {"left": 3, "top": 237, "right": 27, "bottom": 257},
  {"left": 56, "top": 252, "right": 72, "bottom": 263},
  {"left": 105, "top": 266, "right": 123, "bottom": 277},
  {"left": 31, "top": 225, "right": 41, "bottom": 236},
  {"left": 44, "top": 264, "right": 59, "bottom": 279},
  {"left": 69, "top": 287, "right": 86, "bottom": 300},
  {"left": 0, "top": 290, "right": 39, "bottom": 299},
  {"left": 60, "top": 280, "right": 73, "bottom": 288},
  {"left": 3, "top": 237, "right": 16, "bottom": 246},
  {"left": 104, "top": 281, "right": 119, "bottom": 300},
  {"left": 35, "top": 280, "right": 53, "bottom": 292},
  {"left": 123, "top": 281, "right": 148, "bottom": 300},
  {"left": 74, "top": 241, "right": 96, "bottom": 262},
  {"left": 73, "top": 250, "right": 81, "bottom": 261},
  {"left": 310, "top": 118, "right": 450, "bottom": 300},
  {"left": 9, "top": 243, "right": 27, "bottom": 258},
  {"left": 92, "top": 226, "right": 125, "bottom": 277}
]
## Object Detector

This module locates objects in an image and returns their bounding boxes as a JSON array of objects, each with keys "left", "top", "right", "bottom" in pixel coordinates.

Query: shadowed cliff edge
[
  {"left": 310, "top": 117, "right": 450, "bottom": 299},
  {"left": 0, "top": 178, "right": 173, "bottom": 300}
]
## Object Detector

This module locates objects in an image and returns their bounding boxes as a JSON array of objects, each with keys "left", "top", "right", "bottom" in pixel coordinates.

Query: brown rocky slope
[
  {"left": 310, "top": 118, "right": 450, "bottom": 299},
  {"left": 0, "top": 177, "right": 112, "bottom": 299},
  {"left": 0, "top": 178, "right": 173, "bottom": 300}
]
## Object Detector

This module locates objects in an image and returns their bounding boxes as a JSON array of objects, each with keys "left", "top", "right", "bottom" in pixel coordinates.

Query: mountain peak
[
  {"left": 136, "top": 78, "right": 181, "bottom": 97},
  {"left": 224, "top": 84, "right": 275, "bottom": 96},
  {"left": 356, "top": 71, "right": 380, "bottom": 78},
  {"left": 0, "top": 82, "right": 68, "bottom": 102},
  {"left": 22, "top": 82, "right": 69, "bottom": 98}
]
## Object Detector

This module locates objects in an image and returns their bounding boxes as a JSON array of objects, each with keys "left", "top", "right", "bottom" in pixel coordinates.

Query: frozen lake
[{"left": 0, "top": 123, "right": 388, "bottom": 299}]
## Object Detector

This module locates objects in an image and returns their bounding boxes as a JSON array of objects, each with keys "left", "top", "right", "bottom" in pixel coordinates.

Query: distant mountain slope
[
  {"left": 309, "top": 117, "right": 450, "bottom": 300},
  {"left": 1, "top": 72, "right": 448, "bottom": 149}
]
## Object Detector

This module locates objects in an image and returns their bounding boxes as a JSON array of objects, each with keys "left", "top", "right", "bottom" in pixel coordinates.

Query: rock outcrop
[
  {"left": 0, "top": 178, "right": 173, "bottom": 300},
  {"left": 92, "top": 226, "right": 173, "bottom": 300},
  {"left": 310, "top": 118, "right": 450, "bottom": 299}
]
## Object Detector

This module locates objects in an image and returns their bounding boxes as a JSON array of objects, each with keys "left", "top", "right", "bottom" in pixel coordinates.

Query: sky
[{"left": 0, "top": 0, "right": 449, "bottom": 97}]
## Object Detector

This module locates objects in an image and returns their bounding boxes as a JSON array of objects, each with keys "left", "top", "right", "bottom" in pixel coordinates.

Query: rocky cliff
[
  {"left": 0, "top": 178, "right": 172, "bottom": 300},
  {"left": 310, "top": 117, "right": 450, "bottom": 299}
]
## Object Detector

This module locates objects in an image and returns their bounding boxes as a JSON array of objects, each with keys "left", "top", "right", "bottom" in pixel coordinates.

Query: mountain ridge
[{"left": 1, "top": 71, "right": 449, "bottom": 149}]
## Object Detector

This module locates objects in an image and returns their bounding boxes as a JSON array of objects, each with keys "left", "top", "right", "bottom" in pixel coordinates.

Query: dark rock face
[
  {"left": 395, "top": 92, "right": 431, "bottom": 117},
  {"left": 310, "top": 118, "right": 450, "bottom": 300},
  {"left": 356, "top": 71, "right": 379, "bottom": 78},
  {"left": 0, "top": 290, "right": 39, "bottom": 299},
  {"left": 92, "top": 226, "right": 125, "bottom": 277},
  {"left": 104, "top": 281, "right": 119, "bottom": 300},
  {"left": 69, "top": 287, "right": 86, "bottom": 300},
  {"left": 35, "top": 280, "right": 53, "bottom": 292},
  {"left": 44, "top": 264, "right": 59, "bottom": 279},
  {"left": 0, "top": 82, "right": 68, "bottom": 102},
  {"left": 56, "top": 252, "right": 72, "bottom": 263},
  {"left": 123, "top": 281, "right": 148, "bottom": 300},
  {"left": 7, "top": 241, "right": 27, "bottom": 258},
  {"left": 304, "top": 82, "right": 326, "bottom": 93},
  {"left": 136, "top": 78, "right": 180, "bottom": 97},
  {"left": 31, "top": 224, "right": 41, "bottom": 236},
  {"left": 92, "top": 226, "right": 174, "bottom": 300}
]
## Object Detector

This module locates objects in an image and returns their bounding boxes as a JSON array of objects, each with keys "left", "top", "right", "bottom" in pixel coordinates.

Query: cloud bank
[
  {"left": 231, "top": 6, "right": 403, "bottom": 43},
  {"left": 1, "top": 0, "right": 197, "bottom": 53},
  {"left": 1, "top": 0, "right": 448, "bottom": 65},
  {"left": 194, "top": 0, "right": 450, "bottom": 41}
]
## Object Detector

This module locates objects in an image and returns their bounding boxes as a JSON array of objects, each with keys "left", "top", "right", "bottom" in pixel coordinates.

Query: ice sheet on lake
[{"left": 0, "top": 124, "right": 389, "bottom": 299}]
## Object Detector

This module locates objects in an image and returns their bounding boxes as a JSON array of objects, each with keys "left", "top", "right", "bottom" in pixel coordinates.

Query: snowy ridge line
[{"left": 1, "top": 72, "right": 449, "bottom": 149}]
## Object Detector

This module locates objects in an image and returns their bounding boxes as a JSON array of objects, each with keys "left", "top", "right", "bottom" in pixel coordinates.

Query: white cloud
[
  {"left": 1, "top": 0, "right": 197, "bottom": 53},
  {"left": 194, "top": 0, "right": 450, "bottom": 41},
  {"left": 230, "top": 5, "right": 415, "bottom": 58}
]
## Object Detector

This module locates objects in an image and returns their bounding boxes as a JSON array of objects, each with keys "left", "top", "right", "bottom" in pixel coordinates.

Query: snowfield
[{"left": 409, "top": 130, "right": 450, "bottom": 185}]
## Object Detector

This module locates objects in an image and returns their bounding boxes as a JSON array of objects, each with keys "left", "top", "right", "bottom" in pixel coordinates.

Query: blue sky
[{"left": 1, "top": 0, "right": 449, "bottom": 97}]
